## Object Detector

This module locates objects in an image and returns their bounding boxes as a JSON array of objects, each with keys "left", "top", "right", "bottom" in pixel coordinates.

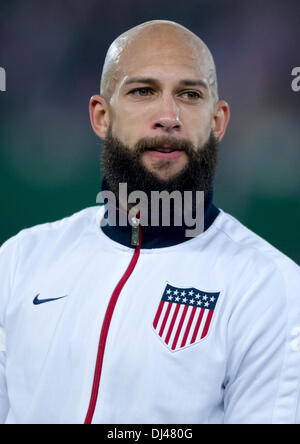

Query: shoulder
[
  {"left": 213, "top": 209, "right": 300, "bottom": 335},
  {"left": 0, "top": 206, "right": 101, "bottom": 325},
  {"left": 214, "top": 208, "right": 300, "bottom": 278},
  {"left": 0, "top": 206, "right": 101, "bottom": 257}
]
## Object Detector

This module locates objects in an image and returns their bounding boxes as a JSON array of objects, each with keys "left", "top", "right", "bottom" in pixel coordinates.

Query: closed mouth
[{"left": 147, "top": 145, "right": 184, "bottom": 153}]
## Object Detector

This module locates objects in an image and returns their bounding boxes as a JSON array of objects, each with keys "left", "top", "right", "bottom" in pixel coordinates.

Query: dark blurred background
[{"left": 0, "top": 0, "right": 299, "bottom": 263}]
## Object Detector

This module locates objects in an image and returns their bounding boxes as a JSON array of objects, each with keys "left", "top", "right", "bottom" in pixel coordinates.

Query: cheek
[
  {"left": 110, "top": 110, "right": 146, "bottom": 146},
  {"left": 187, "top": 112, "right": 213, "bottom": 146},
  {"left": 109, "top": 114, "right": 129, "bottom": 141}
]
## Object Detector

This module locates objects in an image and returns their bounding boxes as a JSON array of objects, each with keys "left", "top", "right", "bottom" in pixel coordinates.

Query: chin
[
  {"left": 142, "top": 160, "right": 187, "bottom": 180},
  {"left": 147, "top": 168, "right": 184, "bottom": 183}
]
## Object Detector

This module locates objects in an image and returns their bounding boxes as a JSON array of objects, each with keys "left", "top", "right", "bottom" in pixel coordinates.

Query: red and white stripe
[{"left": 153, "top": 301, "right": 214, "bottom": 351}]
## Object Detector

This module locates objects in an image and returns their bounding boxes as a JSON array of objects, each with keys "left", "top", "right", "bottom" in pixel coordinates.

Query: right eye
[{"left": 128, "top": 87, "right": 154, "bottom": 96}]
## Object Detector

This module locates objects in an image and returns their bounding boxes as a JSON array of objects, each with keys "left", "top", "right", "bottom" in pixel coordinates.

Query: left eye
[{"left": 181, "top": 91, "right": 201, "bottom": 100}]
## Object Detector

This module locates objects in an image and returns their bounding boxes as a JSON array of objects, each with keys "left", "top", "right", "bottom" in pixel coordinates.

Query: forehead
[
  {"left": 102, "top": 24, "right": 217, "bottom": 100},
  {"left": 125, "top": 53, "right": 204, "bottom": 82},
  {"left": 118, "top": 35, "right": 209, "bottom": 83},
  {"left": 116, "top": 27, "right": 215, "bottom": 83}
]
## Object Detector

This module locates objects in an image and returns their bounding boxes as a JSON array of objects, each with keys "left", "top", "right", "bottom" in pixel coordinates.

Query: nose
[{"left": 151, "top": 94, "right": 181, "bottom": 133}]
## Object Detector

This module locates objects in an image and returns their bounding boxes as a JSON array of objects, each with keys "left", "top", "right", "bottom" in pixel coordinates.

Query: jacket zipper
[{"left": 84, "top": 218, "right": 142, "bottom": 424}]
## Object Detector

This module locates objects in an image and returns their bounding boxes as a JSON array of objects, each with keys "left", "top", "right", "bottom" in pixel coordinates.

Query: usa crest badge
[{"left": 153, "top": 284, "right": 220, "bottom": 351}]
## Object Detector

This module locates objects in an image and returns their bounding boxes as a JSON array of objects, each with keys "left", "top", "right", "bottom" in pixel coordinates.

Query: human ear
[
  {"left": 89, "top": 94, "right": 110, "bottom": 140},
  {"left": 211, "top": 100, "right": 230, "bottom": 142}
]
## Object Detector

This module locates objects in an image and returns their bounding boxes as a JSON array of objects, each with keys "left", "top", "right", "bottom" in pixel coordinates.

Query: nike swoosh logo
[{"left": 33, "top": 294, "right": 67, "bottom": 305}]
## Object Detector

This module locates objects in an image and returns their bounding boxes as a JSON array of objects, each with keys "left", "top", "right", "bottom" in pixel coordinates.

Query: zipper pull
[{"left": 130, "top": 215, "right": 140, "bottom": 246}]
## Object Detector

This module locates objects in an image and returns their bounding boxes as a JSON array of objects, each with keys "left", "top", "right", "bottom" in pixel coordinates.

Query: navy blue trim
[{"left": 100, "top": 178, "right": 220, "bottom": 249}]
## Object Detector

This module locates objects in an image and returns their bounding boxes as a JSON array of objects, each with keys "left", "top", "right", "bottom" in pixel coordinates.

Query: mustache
[{"left": 133, "top": 136, "right": 195, "bottom": 156}]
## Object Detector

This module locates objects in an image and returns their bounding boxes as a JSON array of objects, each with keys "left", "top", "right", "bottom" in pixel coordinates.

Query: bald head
[{"left": 100, "top": 20, "right": 219, "bottom": 103}]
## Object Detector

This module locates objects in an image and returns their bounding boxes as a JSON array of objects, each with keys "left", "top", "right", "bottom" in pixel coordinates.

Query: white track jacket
[{"left": 0, "top": 205, "right": 300, "bottom": 424}]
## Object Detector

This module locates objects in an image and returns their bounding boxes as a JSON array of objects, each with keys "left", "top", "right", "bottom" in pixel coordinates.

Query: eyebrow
[
  {"left": 123, "top": 77, "right": 208, "bottom": 90},
  {"left": 179, "top": 79, "right": 208, "bottom": 90}
]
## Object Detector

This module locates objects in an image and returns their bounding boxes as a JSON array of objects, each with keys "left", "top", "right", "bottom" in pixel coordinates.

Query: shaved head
[{"left": 100, "top": 20, "right": 219, "bottom": 103}]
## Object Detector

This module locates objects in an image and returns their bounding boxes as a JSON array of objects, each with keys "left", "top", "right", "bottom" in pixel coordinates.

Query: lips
[
  {"left": 145, "top": 145, "right": 185, "bottom": 160},
  {"left": 151, "top": 147, "right": 177, "bottom": 153}
]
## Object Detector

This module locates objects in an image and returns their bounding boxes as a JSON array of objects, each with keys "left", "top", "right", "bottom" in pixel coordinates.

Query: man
[{"left": 0, "top": 20, "right": 299, "bottom": 424}]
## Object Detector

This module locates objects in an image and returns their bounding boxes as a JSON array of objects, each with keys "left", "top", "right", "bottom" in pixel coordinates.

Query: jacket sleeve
[
  {"left": 0, "top": 328, "right": 8, "bottom": 423},
  {"left": 223, "top": 262, "right": 300, "bottom": 424},
  {"left": 0, "top": 237, "right": 19, "bottom": 423}
]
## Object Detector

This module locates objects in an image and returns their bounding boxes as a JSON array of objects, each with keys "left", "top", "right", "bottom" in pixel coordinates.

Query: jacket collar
[{"left": 99, "top": 178, "right": 220, "bottom": 249}]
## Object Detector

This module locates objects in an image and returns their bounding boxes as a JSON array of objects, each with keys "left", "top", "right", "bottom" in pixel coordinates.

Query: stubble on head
[{"left": 100, "top": 20, "right": 219, "bottom": 104}]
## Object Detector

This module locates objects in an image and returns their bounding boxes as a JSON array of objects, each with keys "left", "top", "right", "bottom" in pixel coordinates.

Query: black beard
[{"left": 101, "top": 129, "right": 219, "bottom": 205}]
